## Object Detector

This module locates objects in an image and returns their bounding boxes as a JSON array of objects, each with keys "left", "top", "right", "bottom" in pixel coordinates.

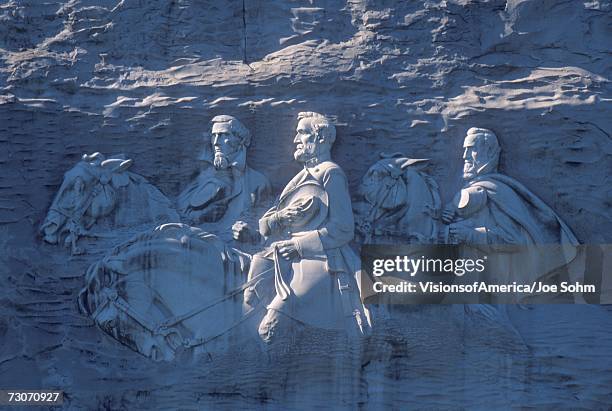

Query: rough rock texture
[{"left": 1, "top": 0, "right": 611, "bottom": 409}]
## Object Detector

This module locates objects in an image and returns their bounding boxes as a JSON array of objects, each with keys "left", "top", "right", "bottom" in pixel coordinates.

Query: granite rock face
[
  {"left": 1, "top": 1, "right": 611, "bottom": 409},
  {"left": 1, "top": 0, "right": 610, "bottom": 239}
]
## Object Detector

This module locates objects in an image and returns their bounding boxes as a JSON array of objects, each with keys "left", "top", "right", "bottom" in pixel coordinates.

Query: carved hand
[
  {"left": 273, "top": 240, "right": 299, "bottom": 260},
  {"left": 448, "top": 223, "right": 471, "bottom": 244},
  {"left": 275, "top": 203, "right": 305, "bottom": 225},
  {"left": 441, "top": 206, "right": 456, "bottom": 224},
  {"left": 232, "top": 220, "right": 260, "bottom": 243}
]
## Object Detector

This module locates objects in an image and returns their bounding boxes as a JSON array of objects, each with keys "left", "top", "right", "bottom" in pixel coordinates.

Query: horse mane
[
  {"left": 420, "top": 172, "right": 441, "bottom": 212},
  {"left": 106, "top": 170, "right": 178, "bottom": 227}
]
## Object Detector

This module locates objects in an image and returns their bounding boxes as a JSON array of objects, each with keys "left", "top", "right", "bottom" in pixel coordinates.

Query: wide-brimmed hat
[{"left": 277, "top": 180, "right": 329, "bottom": 233}]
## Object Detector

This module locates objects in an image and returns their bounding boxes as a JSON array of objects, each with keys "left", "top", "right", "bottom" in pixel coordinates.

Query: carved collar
[
  {"left": 229, "top": 148, "right": 247, "bottom": 173},
  {"left": 302, "top": 152, "right": 331, "bottom": 170},
  {"left": 303, "top": 157, "right": 321, "bottom": 168}
]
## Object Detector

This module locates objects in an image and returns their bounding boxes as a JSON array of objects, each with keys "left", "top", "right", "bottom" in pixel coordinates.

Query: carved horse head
[
  {"left": 357, "top": 152, "right": 441, "bottom": 243},
  {"left": 40, "top": 152, "right": 133, "bottom": 251}
]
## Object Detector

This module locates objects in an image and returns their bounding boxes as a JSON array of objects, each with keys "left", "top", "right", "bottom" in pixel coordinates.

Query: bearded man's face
[
  {"left": 293, "top": 118, "right": 320, "bottom": 163},
  {"left": 211, "top": 123, "right": 242, "bottom": 169},
  {"left": 462, "top": 135, "right": 488, "bottom": 180}
]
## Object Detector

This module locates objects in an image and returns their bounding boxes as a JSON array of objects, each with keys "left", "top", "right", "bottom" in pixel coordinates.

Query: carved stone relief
[
  {"left": 354, "top": 153, "right": 440, "bottom": 244},
  {"left": 40, "top": 152, "right": 179, "bottom": 254},
  {"left": 47, "top": 119, "right": 586, "bottom": 359},
  {"left": 177, "top": 115, "right": 271, "bottom": 228},
  {"left": 440, "top": 127, "right": 584, "bottom": 303}
]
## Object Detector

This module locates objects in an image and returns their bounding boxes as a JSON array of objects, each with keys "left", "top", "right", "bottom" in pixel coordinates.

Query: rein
[
  {"left": 361, "top": 178, "right": 397, "bottom": 244},
  {"left": 94, "top": 265, "right": 274, "bottom": 350},
  {"left": 49, "top": 181, "right": 104, "bottom": 232}
]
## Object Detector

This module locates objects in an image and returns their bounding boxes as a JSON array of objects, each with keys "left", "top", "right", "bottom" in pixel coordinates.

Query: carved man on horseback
[
  {"left": 234, "top": 112, "right": 371, "bottom": 342},
  {"left": 80, "top": 113, "right": 370, "bottom": 360}
]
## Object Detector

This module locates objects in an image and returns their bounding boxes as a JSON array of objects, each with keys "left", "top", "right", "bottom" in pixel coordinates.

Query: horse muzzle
[{"left": 41, "top": 210, "right": 67, "bottom": 244}]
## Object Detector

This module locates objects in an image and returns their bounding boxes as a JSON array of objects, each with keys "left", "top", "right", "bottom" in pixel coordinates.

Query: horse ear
[
  {"left": 115, "top": 159, "right": 133, "bottom": 173},
  {"left": 82, "top": 152, "right": 105, "bottom": 164},
  {"left": 100, "top": 158, "right": 133, "bottom": 173},
  {"left": 400, "top": 158, "right": 429, "bottom": 169}
]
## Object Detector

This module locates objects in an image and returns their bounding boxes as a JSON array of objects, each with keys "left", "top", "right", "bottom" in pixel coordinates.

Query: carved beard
[
  {"left": 213, "top": 152, "right": 230, "bottom": 170},
  {"left": 463, "top": 160, "right": 477, "bottom": 180},
  {"left": 294, "top": 142, "right": 318, "bottom": 163}
]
